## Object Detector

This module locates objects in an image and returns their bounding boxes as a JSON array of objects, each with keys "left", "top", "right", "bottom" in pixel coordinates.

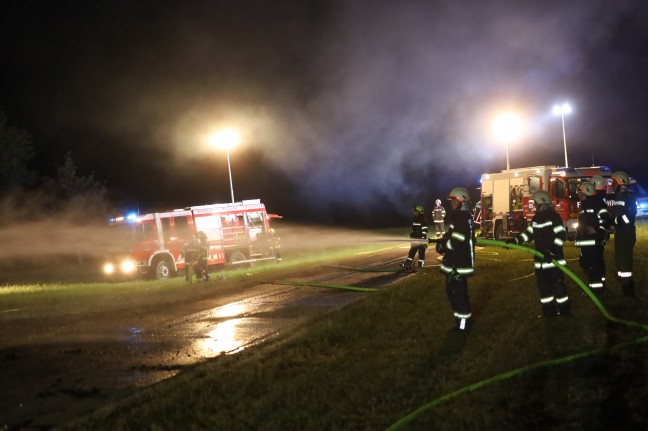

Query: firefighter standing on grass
[
  {"left": 401, "top": 205, "right": 428, "bottom": 270},
  {"left": 194, "top": 231, "right": 211, "bottom": 281},
  {"left": 575, "top": 182, "right": 609, "bottom": 298},
  {"left": 432, "top": 199, "right": 446, "bottom": 239},
  {"left": 182, "top": 238, "right": 199, "bottom": 282},
  {"left": 608, "top": 171, "right": 637, "bottom": 296},
  {"left": 436, "top": 188, "right": 475, "bottom": 331},
  {"left": 507, "top": 190, "right": 571, "bottom": 317}
]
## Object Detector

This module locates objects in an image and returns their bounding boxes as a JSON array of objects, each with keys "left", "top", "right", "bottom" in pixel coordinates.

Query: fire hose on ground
[{"left": 385, "top": 238, "right": 648, "bottom": 431}]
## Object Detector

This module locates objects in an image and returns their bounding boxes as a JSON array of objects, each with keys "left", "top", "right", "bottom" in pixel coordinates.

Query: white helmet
[
  {"left": 447, "top": 187, "right": 471, "bottom": 203},
  {"left": 577, "top": 182, "right": 596, "bottom": 197},
  {"left": 532, "top": 190, "right": 553, "bottom": 206},
  {"left": 435, "top": 199, "right": 441, "bottom": 206}
]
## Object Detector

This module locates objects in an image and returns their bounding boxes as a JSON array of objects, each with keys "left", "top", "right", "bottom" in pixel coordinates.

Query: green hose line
[
  {"left": 477, "top": 238, "right": 648, "bottom": 332},
  {"left": 386, "top": 237, "right": 648, "bottom": 431},
  {"left": 386, "top": 335, "right": 648, "bottom": 431},
  {"left": 271, "top": 280, "right": 379, "bottom": 292}
]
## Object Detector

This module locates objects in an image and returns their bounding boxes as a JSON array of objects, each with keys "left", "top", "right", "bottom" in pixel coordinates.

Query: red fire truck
[
  {"left": 475, "top": 165, "right": 615, "bottom": 240},
  {"left": 103, "top": 199, "right": 282, "bottom": 279}
]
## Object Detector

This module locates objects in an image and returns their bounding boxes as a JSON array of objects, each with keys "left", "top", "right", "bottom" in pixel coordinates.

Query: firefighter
[
  {"left": 268, "top": 228, "right": 282, "bottom": 262},
  {"left": 436, "top": 187, "right": 475, "bottom": 331},
  {"left": 181, "top": 238, "right": 199, "bottom": 282},
  {"left": 608, "top": 171, "right": 637, "bottom": 296},
  {"left": 401, "top": 205, "right": 429, "bottom": 270},
  {"left": 194, "top": 231, "right": 211, "bottom": 281},
  {"left": 507, "top": 190, "right": 570, "bottom": 317},
  {"left": 590, "top": 175, "right": 608, "bottom": 202},
  {"left": 575, "top": 182, "right": 609, "bottom": 298},
  {"left": 432, "top": 199, "right": 446, "bottom": 239}
]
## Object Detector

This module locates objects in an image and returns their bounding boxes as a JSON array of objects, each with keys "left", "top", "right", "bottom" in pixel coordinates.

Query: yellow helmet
[{"left": 413, "top": 205, "right": 424, "bottom": 214}]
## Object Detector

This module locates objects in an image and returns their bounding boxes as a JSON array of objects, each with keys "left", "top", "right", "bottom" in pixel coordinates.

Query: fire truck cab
[
  {"left": 103, "top": 199, "right": 281, "bottom": 279},
  {"left": 476, "top": 165, "right": 614, "bottom": 240}
]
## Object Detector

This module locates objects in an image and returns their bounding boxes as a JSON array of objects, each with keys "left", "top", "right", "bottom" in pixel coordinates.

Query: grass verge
[{"left": 26, "top": 223, "right": 648, "bottom": 429}]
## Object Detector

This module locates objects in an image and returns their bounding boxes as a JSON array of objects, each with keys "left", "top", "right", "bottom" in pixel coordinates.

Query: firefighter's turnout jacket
[
  {"left": 575, "top": 195, "right": 609, "bottom": 295},
  {"left": 511, "top": 207, "right": 567, "bottom": 269},
  {"left": 439, "top": 209, "right": 475, "bottom": 277},
  {"left": 405, "top": 212, "right": 429, "bottom": 268},
  {"left": 409, "top": 213, "right": 429, "bottom": 241},
  {"left": 608, "top": 184, "right": 637, "bottom": 295},
  {"left": 575, "top": 195, "right": 609, "bottom": 248},
  {"left": 609, "top": 185, "right": 637, "bottom": 231},
  {"left": 432, "top": 205, "right": 446, "bottom": 224}
]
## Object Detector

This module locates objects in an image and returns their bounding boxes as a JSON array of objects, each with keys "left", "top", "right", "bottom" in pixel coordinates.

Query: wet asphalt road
[{"left": 0, "top": 245, "right": 426, "bottom": 430}]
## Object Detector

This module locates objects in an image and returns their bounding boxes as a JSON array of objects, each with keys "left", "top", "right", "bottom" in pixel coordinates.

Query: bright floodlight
[
  {"left": 493, "top": 113, "right": 522, "bottom": 170},
  {"left": 552, "top": 102, "right": 572, "bottom": 167},
  {"left": 553, "top": 103, "right": 572, "bottom": 116},
  {"left": 208, "top": 128, "right": 241, "bottom": 203},
  {"left": 209, "top": 128, "right": 240, "bottom": 150}
]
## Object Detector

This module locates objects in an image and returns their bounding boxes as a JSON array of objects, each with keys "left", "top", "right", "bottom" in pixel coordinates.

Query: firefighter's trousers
[
  {"left": 406, "top": 244, "right": 426, "bottom": 267},
  {"left": 579, "top": 245, "right": 606, "bottom": 297},
  {"left": 445, "top": 274, "right": 471, "bottom": 328},
  {"left": 535, "top": 267, "right": 570, "bottom": 316},
  {"left": 434, "top": 222, "right": 444, "bottom": 238},
  {"left": 614, "top": 228, "right": 636, "bottom": 296}
]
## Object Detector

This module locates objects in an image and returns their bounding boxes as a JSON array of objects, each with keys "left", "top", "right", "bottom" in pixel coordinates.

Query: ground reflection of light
[
  {"left": 200, "top": 319, "right": 246, "bottom": 355},
  {"left": 213, "top": 302, "right": 247, "bottom": 318}
]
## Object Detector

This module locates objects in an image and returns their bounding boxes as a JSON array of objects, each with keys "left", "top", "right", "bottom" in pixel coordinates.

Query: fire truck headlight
[
  {"left": 103, "top": 263, "right": 115, "bottom": 274},
  {"left": 120, "top": 260, "right": 137, "bottom": 273}
]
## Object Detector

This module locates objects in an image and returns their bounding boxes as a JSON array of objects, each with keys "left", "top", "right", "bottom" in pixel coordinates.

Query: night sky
[{"left": 2, "top": 0, "right": 648, "bottom": 227}]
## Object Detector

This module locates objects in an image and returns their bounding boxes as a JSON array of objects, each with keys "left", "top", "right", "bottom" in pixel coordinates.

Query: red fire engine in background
[
  {"left": 475, "top": 165, "right": 616, "bottom": 240},
  {"left": 103, "top": 199, "right": 282, "bottom": 279}
]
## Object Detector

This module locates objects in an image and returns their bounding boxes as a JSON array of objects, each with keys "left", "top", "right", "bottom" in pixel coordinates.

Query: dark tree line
[{"left": 0, "top": 110, "right": 109, "bottom": 223}]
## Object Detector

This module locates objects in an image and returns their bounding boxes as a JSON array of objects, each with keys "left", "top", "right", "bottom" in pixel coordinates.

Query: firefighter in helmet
[
  {"left": 401, "top": 205, "right": 429, "bottom": 271},
  {"left": 194, "top": 231, "right": 211, "bottom": 281},
  {"left": 436, "top": 187, "right": 475, "bottom": 331},
  {"left": 507, "top": 190, "right": 571, "bottom": 317},
  {"left": 590, "top": 175, "right": 608, "bottom": 201},
  {"left": 181, "top": 237, "right": 199, "bottom": 282},
  {"left": 575, "top": 182, "right": 609, "bottom": 298},
  {"left": 609, "top": 171, "right": 637, "bottom": 296},
  {"left": 432, "top": 199, "right": 446, "bottom": 239}
]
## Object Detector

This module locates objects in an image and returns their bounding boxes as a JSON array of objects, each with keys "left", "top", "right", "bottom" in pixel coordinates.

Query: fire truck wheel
[
  {"left": 154, "top": 258, "right": 174, "bottom": 279},
  {"left": 228, "top": 251, "right": 247, "bottom": 264}
]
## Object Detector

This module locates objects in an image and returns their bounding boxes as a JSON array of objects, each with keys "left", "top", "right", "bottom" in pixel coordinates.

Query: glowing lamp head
[
  {"left": 209, "top": 128, "right": 240, "bottom": 151},
  {"left": 493, "top": 113, "right": 522, "bottom": 142},
  {"left": 553, "top": 103, "right": 572, "bottom": 115}
]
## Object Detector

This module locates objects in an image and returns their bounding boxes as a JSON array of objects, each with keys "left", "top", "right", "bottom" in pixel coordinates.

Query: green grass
[{"left": 15, "top": 223, "right": 648, "bottom": 430}]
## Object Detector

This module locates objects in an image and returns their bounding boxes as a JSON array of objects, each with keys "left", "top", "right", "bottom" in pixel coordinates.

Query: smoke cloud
[{"left": 11, "top": 0, "right": 643, "bottom": 225}]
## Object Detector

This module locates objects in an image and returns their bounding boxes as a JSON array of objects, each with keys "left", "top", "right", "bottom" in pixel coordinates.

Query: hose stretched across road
[{"left": 385, "top": 238, "right": 648, "bottom": 431}]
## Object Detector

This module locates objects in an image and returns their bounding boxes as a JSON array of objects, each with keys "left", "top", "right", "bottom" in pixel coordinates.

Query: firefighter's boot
[
  {"left": 621, "top": 279, "right": 635, "bottom": 297},
  {"left": 400, "top": 260, "right": 413, "bottom": 272},
  {"left": 454, "top": 317, "right": 471, "bottom": 331},
  {"left": 417, "top": 261, "right": 424, "bottom": 268},
  {"left": 557, "top": 299, "right": 571, "bottom": 316},
  {"left": 541, "top": 302, "right": 557, "bottom": 317}
]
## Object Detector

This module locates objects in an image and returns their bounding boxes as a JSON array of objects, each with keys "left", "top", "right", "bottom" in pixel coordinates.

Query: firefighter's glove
[
  {"left": 435, "top": 241, "right": 445, "bottom": 254},
  {"left": 585, "top": 226, "right": 597, "bottom": 235}
]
